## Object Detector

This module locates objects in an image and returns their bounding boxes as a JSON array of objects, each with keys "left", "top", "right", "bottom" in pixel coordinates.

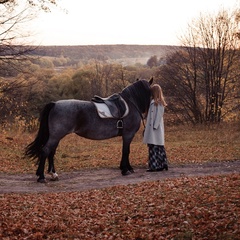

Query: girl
[{"left": 143, "top": 84, "right": 168, "bottom": 171}]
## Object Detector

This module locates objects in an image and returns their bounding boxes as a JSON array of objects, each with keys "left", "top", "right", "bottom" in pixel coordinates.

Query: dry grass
[
  {"left": 1, "top": 123, "right": 240, "bottom": 239},
  {"left": 0, "top": 123, "right": 239, "bottom": 174},
  {"left": 166, "top": 123, "right": 240, "bottom": 165}
]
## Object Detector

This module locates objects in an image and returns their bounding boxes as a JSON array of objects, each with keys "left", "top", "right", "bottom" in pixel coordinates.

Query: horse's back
[
  {"left": 51, "top": 99, "right": 92, "bottom": 118},
  {"left": 48, "top": 99, "right": 93, "bottom": 134},
  {"left": 48, "top": 99, "right": 119, "bottom": 139}
]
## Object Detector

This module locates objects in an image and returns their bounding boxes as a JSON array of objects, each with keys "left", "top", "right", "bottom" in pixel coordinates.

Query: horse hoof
[
  {"left": 122, "top": 170, "right": 131, "bottom": 176},
  {"left": 37, "top": 178, "right": 47, "bottom": 183},
  {"left": 50, "top": 176, "right": 59, "bottom": 181},
  {"left": 49, "top": 172, "right": 59, "bottom": 181}
]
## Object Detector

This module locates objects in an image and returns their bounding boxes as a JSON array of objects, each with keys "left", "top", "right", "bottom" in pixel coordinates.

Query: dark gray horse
[{"left": 25, "top": 79, "right": 153, "bottom": 182}]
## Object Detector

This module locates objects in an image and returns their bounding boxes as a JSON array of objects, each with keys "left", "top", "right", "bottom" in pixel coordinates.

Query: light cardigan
[{"left": 143, "top": 100, "right": 165, "bottom": 145}]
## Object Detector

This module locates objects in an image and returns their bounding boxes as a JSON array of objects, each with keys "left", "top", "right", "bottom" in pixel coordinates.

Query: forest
[
  {"left": 30, "top": 44, "right": 175, "bottom": 63},
  {"left": 0, "top": 6, "right": 239, "bottom": 129},
  {"left": 0, "top": 42, "right": 239, "bottom": 130}
]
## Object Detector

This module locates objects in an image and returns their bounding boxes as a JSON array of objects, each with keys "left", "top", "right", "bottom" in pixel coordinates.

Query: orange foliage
[{"left": 0, "top": 174, "right": 239, "bottom": 239}]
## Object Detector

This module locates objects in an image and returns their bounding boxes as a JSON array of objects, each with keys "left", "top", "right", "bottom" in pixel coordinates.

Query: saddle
[{"left": 91, "top": 93, "right": 129, "bottom": 119}]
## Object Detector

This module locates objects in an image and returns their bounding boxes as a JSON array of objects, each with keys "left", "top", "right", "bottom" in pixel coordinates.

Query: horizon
[{"left": 31, "top": 43, "right": 178, "bottom": 47}]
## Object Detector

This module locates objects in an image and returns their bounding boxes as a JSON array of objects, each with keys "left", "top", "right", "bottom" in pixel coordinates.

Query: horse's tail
[{"left": 25, "top": 102, "right": 55, "bottom": 160}]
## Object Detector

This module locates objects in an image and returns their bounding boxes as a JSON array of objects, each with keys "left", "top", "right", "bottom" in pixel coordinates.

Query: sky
[{"left": 29, "top": 0, "right": 239, "bottom": 46}]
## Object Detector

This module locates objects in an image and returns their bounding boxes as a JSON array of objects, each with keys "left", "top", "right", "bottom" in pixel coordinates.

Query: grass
[
  {"left": 1, "top": 123, "right": 239, "bottom": 239},
  {"left": 0, "top": 123, "right": 239, "bottom": 174}
]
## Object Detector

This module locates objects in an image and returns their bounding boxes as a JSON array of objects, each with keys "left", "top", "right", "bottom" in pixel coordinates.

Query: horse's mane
[{"left": 121, "top": 80, "right": 151, "bottom": 113}]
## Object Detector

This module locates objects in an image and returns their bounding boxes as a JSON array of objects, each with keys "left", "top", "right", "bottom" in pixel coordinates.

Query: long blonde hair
[{"left": 151, "top": 84, "right": 167, "bottom": 107}]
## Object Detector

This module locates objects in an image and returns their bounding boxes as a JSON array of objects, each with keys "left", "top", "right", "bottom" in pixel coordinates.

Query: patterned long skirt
[{"left": 148, "top": 144, "right": 168, "bottom": 170}]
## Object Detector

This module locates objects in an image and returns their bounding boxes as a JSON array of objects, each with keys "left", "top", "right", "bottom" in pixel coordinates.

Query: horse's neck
[
  {"left": 121, "top": 89, "right": 136, "bottom": 104},
  {"left": 121, "top": 90, "right": 143, "bottom": 114}
]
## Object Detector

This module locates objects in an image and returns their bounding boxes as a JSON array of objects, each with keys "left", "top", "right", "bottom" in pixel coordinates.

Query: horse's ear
[{"left": 149, "top": 77, "right": 153, "bottom": 85}]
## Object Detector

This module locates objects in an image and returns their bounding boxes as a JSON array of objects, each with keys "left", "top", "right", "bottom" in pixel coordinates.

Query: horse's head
[{"left": 122, "top": 78, "right": 153, "bottom": 114}]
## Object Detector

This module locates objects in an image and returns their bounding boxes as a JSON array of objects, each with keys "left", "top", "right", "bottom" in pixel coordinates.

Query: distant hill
[{"left": 30, "top": 45, "right": 179, "bottom": 64}]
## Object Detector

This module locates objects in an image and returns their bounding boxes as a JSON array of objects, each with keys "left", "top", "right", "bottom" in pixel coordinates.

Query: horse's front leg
[{"left": 120, "top": 139, "right": 134, "bottom": 175}]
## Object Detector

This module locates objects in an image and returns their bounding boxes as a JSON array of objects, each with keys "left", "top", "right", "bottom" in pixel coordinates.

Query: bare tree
[
  {"left": 157, "top": 48, "right": 204, "bottom": 124},
  {"left": 0, "top": 0, "right": 58, "bottom": 125},
  {"left": 0, "top": 0, "right": 58, "bottom": 74},
  {"left": 158, "top": 8, "right": 240, "bottom": 124}
]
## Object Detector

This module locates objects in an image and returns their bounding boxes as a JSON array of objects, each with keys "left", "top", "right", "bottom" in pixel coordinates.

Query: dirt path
[{"left": 0, "top": 160, "right": 239, "bottom": 194}]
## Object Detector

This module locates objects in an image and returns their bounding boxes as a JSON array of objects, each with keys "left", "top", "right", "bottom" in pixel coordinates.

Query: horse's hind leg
[
  {"left": 36, "top": 154, "right": 47, "bottom": 183},
  {"left": 36, "top": 140, "right": 59, "bottom": 183},
  {"left": 48, "top": 149, "right": 59, "bottom": 181}
]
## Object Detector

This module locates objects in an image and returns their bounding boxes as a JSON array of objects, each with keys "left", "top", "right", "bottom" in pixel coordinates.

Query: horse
[{"left": 25, "top": 78, "right": 153, "bottom": 182}]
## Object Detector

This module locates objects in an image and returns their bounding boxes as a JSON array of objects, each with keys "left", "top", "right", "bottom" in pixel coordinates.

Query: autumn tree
[
  {"left": 0, "top": 0, "right": 57, "bottom": 75},
  {"left": 158, "top": 8, "right": 240, "bottom": 124},
  {"left": 0, "top": 0, "right": 58, "bottom": 125},
  {"left": 147, "top": 55, "right": 158, "bottom": 68}
]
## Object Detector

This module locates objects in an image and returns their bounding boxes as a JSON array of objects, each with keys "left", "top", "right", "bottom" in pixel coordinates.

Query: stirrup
[{"left": 117, "top": 119, "right": 123, "bottom": 128}]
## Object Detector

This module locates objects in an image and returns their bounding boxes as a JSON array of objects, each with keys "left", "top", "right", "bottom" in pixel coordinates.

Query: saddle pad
[
  {"left": 93, "top": 101, "right": 129, "bottom": 119},
  {"left": 93, "top": 102, "right": 113, "bottom": 118}
]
